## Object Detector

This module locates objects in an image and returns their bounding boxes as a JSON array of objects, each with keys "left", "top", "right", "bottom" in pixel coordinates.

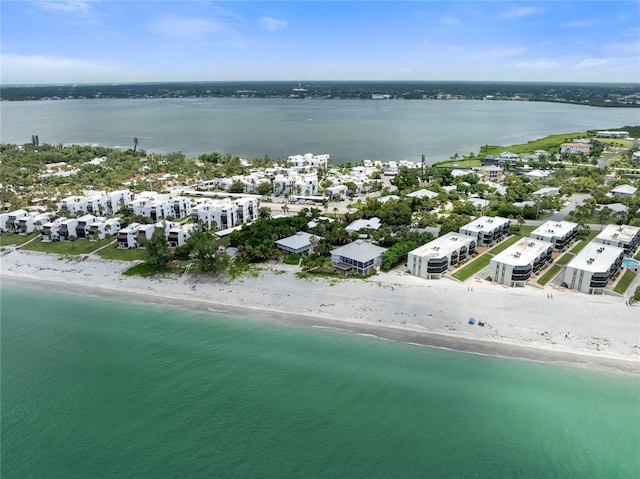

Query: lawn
[
  {"left": 0, "top": 232, "right": 39, "bottom": 247},
  {"left": 570, "top": 230, "right": 598, "bottom": 254},
  {"left": 518, "top": 225, "right": 537, "bottom": 237},
  {"left": 555, "top": 252, "right": 575, "bottom": 266},
  {"left": 537, "top": 265, "right": 562, "bottom": 286},
  {"left": 97, "top": 245, "right": 147, "bottom": 261},
  {"left": 451, "top": 235, "right": 522, "bottom": 281},
  {"left": 21, "top": 237, "right": 112, "bottom": 255},
  {"left": 614, "top": 270, "right": 637, "bottom": 295}
]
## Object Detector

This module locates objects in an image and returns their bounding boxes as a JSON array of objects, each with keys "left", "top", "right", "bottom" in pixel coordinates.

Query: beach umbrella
[{"left": 468, "top": 317, "right": 476, "bottom": 324}]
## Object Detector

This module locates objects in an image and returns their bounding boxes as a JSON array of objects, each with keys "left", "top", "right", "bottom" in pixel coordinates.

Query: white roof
[
  {"left": 491, "top": 238, "right": 552, "bottom": 266},
  {"left": 601, "top": 203, "right": 628, "bottom": 213},
  {"left": 407, "top": 189, "right": 438, "bottom": 199},
  {"left": 331, "top": 240, "right": 387, "bottom": 263},
  {"left": 595, "top": 224, "right": 640, "bottom": 245},
  {"left": 530, "top": 220, "right": 578, "bottom": 240},
  {"left": 532, "top": 187, "right": 560, "bottom": 196},
  {"left": 409, "top": 232, "right": 475, "bottom": 259},
  {"left": 461, "top": 216, "right": 510, "bottom": 233},
  {"left": 346, "top": 217, "right": 382, "bottom": 232},
  {"left": 567, "top": 242, "right": 624, "bottom": 273},
  {"left": 468, "top": 197, "right": 489, "bottom": 208}
]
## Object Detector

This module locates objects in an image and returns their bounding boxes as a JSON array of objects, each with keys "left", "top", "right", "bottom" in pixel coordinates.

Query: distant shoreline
[{"left": 2, "top": 250, "right": 638, "bottom": 375}]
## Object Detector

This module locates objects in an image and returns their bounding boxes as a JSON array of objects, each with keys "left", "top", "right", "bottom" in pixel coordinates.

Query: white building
[
  {"left": 61, "top": 196, "right": 90, "bottom": 215},
  {"left": 117, "top": 223, "right": 142, "bottom": 248},
  {"left": 192, "top": 197, "right": 259, "bottom": 230},
  {"left": 596, "top": 131, "right": 628, "bottom": 138},
  {"left": 40, "top": 217, "right": 68, "bottom": 242},
  {"left": 167, "top": 223, "right": 198, "bottom": 247},
  {"left": 86, "top": 218, "right": 125, "bottom": 240},
  {"left": 0, "top": 209, "right": 29, "bottom": 233},
  {"left": 74, "top": 214, "right": 99, "bottom": 239},
  {"left": 593, "top": 224, "right": 640, "bottom": 256},
  {"left": 345, "top": 217, "right": 382, "bottom": 234},
  {"left": 407, "top": 232, "right": 476, "bottom": 279},
  {"left": 530, "top": 220, "right": 578, "bottom": 252},
  {"left": 490, "top": 238, "right": 553, "bottom": 287},
  {"left": 15, "top": 212, "right": 55, "bottom": 235},
  {"left": 331, "top": 240, "right": 387, "bottom": 275},
  {"left": 563, "top": 243, "right": 624, "bottom": 294},
  {"left": 324, "top": 185, "right": 348, "bottom": 200},
  {"left": 459, "top": 216, "right": 511, "bottom": 247}
]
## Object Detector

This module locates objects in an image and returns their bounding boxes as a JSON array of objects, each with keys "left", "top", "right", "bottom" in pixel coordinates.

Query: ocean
[
  {"left": 1, "top": 98, "right": 638, "bottom": 163},
  {"left": 1, "top": 283, "right": 638, "bottom": 478}
]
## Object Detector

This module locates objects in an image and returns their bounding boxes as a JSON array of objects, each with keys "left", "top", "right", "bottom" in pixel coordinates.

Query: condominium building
[
  {"left": 563, "top": 243, "right": 624, "bottom": 294},
  {"left": 530, "top": 220, "right": 578, "bottom": 252},
  {"left": 490, "top": 238, "right": 553, "bottom": 287},
  {"left": 331, "top": 240, "right": 387, "bottom": 275},
  {"left": 459, "top": 216, "right": 511, "bottom": 247},
  {"left": 407, "top": 232, "right": 476, "bottom": 279},
  {"left": 593, "top": 224, "right": 640, "bottom": 256}
]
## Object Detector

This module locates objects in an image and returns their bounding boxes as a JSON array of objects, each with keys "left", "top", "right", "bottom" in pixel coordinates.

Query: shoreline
[{"left": 2, "top": 250, "right": 639, "bottom": 374}]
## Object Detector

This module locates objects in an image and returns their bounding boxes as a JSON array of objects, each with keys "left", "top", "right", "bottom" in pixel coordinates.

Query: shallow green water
[{"left": 1, "top": 284, "right": 638, "bottom": 478}]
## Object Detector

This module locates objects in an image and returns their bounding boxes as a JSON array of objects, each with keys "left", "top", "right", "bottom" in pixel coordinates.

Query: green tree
[
  {"left": 145, "top": 226, "right": 173, "bottom": 268},
  {"left": 133, "top": 137, "right": 139, "bottom": 153}
]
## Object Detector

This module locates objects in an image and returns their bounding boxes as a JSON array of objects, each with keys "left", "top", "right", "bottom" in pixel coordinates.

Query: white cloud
[
  {"left": 259, "top": 16, "right": 287, "bottom": 32},
  {"left": 515, "top": 60, "right": 561, "bottom": 70},
  {"left": 31, "top": 1, "right": 95, "bottom": 16},
  {"left": 501, "top": 6, "right": 543, "bottom": 19},
  {"left": 575, "top": 58, "right": 608, "bottom": 69},
  {"left": 441, "top": 16, "right": 460, "bottom": 26},
  {"left": 0, "top": 53, "right": 124, "bottom": 84}
]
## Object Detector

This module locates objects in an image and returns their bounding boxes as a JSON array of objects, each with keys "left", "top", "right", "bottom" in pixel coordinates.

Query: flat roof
[
  {"left": 567, "top": 242, "right": 624, "bottom": 273},
  {"left": 409, "top": 232, "right": 475, "bottom": 259},
  {"left": 595, "top": 224, "right": 640, "bottom": 245},
  {"left": 530, "top": 220, "right": 578, "bottom": 239},
  {"left": 461, "top": 216, "right": 510, "bottom": 232},
  {"left": 346, "top": 217, "right": 382, "bottom": 232},
  {"left": 491, "top": 238, "right": 553, "bottom": 266}
]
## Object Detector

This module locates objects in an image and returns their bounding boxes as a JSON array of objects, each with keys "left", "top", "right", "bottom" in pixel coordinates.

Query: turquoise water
[
  {"left": 1, "top": 283, "right": 639, "bottom": 478},
  {"left": 622, "top": 258, "right": 639, "bottom": 267}
]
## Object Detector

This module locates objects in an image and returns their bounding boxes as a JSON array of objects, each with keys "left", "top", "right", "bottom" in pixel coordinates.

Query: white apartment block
[
  {"left": 459, "top": 216, "right": 511, "bottom": 247},
  {"left": 74, "top": 214, "right": 99, "bottom": 239},
  {"left": 57, "top": 218, "right": 80, "bottom": 241},
  {"left": 593, "top": 224, "right": 640, "bottom": 256},
  {"left": 117, "top": 223, "right": 142, "bottom": 248},
  {"left": 490, "top": 238, "right": 553, "bottom": 287},
  {"left": 86, "top": 218, "right": 125, "bottom": 240},
  {"left": 0, "top": 209, "right": 29, "bottom": 232},
  {"left": 287, "top": 153, "right": 330, "bottom": 170},
  {"left": 530, "top": 220, "right": 578, "bottom": 252},
  {"left": 563, "top": 243, "right": 624, "bottom": 295},
  {"left": 408, "top": 232, "right": 477, "bottom": 279},
  {"left": 167, "top": 223, "right": 198, "bottom": 247},
  {"left": 192, "top": 197, "right": 259, "bottom": 230},
  {"left": 40, "top": 217, "right": 68, "bottom": 241},
  {"left": 16, "top": 212, "right": 55, "bottom": 234},
  {"left": 61, "top": 196, "right": 90, "bottom": 215}
]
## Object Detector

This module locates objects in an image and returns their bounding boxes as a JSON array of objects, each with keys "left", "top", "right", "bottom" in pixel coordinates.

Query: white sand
[{"left": 2, "top": 249, "right": 639, "bottom": 373}]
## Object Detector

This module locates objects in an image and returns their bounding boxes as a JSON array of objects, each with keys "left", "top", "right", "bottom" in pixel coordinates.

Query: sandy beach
[{"left": 2, "top": 249, "right": 639, "bottom": 373}]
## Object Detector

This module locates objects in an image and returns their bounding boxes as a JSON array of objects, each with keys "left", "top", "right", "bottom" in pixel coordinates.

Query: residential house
[
  {"left": 275, "top": 231, "right": 321, "bottom": 254},
  {"left": 16, "top": 212, "right": 54, "bottom": 235},
  {"left": 610, "top": 184, "right": 637, "bottom": 197},
  {"left": 560, "top": 143, "right": 591, "bottom": 155},
  {"left": 345, "top": 217, "right": 382, "bottom": 234},
  {"left": 331, "top": 240, "right": 387, "bottom": 275},
  {"left": 167, "top": 223, "right": 198, "bottom": 247}
]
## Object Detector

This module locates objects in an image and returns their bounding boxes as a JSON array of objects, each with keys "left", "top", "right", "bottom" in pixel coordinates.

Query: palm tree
[
  {"left": 333, "top": 207, "right": 339, "bottom": 218},
  {"left": 133, "top": 137, "right": 139, "bottom": 153},
  {"left": 281, "top": 204, "right": 289, "bottom": 216}
]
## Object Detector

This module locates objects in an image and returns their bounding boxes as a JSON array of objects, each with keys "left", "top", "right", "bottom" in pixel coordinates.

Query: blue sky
[{"left": 2, "top": 1, "right": 639, "bottom": 84}]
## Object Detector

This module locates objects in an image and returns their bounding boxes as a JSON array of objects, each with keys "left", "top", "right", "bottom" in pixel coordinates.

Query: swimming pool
[{"left": 622, "top": 258, "right": 639, "bottom": 268}]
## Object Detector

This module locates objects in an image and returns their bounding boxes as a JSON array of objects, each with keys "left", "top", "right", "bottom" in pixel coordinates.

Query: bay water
[
  {"left": 1, "top": 283, "right": 638, "bottom": 478},
  {"left": 1, "top": 98, "right": 638, "bottom": 163}
]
